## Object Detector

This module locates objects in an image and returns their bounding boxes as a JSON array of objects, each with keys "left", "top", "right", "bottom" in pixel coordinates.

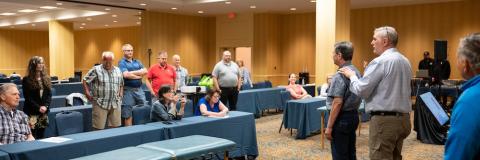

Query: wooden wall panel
[
  {"left": 351, "top": 0, "right": 480, "bottom": 79},
  {"left": 253, "top": 14, "right": 282, "bottom": 85},
  {"left": 0, "top": 29, "right": 49, "bottom": 76},
  {"left": 142, "top": 11, "right": 216, "bottom": 75},
  {"left": 74, "top": 26, "right": 140, "bottom": 75},
  {"left": 253, "top": 13, "right": 316, "bottom": 86},
  {"left": 280, "top": 13, "right": 316, "bottom": 85},
  {"left": 49, "top": 21, "right": 74, "bottom": 79}
]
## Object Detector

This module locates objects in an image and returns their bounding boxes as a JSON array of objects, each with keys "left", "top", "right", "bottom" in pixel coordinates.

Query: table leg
[{"left": 321, "top": 112, "right": 325, "bottom": 149}]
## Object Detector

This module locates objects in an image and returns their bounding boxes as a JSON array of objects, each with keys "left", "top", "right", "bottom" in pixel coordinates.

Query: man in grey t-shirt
[
  {"left": 212, "top": 50, "right": 241, "bottom": 110},
  {"left": 326, "top": 41, "right": 362, "bottom": 160}
]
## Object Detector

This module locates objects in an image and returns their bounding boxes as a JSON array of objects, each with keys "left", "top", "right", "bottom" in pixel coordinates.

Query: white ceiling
[{"left": 0, "top": 0, "right": 462, "bottom": 31}]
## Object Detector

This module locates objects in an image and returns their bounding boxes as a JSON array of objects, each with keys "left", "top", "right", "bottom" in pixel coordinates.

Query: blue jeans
[
  {"left": 121, "top": 86, "right": 147, "bottom": 118},
  {"left": 331, "top": 110, "right": 359, "bottom": 160}
]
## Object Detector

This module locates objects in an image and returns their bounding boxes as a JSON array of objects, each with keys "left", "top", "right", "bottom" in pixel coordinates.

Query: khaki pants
[
  {"left": 92, "top": 103, "right": 121, "bottom": 129},
  {"left": 369, "top": 113, "right": 411, "bottom": 160}
]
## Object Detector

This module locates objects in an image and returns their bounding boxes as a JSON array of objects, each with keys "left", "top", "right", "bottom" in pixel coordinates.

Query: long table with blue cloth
[
  {"left": 44, "top": 99, "right": 195, "bottom": 137},
  {"left": 0, "top": 125, "right": 165, "bottom": 160},
  {"left": 237, "top": 87, "right": 285, "bottom": 116},
  {"left": 147, "top": 111, "right": 258, "bottom": 158},
  {"left": 0, "top": 111, "right": 258, "bottom": 160},
  {"left": 283, "top": 97, "right": 326, "bottom": 139}
]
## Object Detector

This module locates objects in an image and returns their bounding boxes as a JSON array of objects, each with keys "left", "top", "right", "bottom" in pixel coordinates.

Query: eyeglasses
[
  {"left": 213, "top": 95, "right": 221, "bottom": 99},
  {"left": 123, "top": 50, "right": 133, "bottom": 52}
]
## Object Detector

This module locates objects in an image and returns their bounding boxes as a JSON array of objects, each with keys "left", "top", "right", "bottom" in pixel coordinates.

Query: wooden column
[
  {"left": 315, "top": 0, "right": 350, "bottom": 86},
  {"left": 49, "top": 20, "right": 74, "bottom": 79}
]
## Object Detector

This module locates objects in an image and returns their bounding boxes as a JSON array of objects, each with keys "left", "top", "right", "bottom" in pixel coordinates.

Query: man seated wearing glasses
[{"left": 194, "top": 89, "right": 229, "bottom": 117}]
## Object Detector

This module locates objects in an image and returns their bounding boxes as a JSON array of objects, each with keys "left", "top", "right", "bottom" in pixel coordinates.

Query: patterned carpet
[{"left": 254, "top": 112, "right": 444, "bottom": 160}]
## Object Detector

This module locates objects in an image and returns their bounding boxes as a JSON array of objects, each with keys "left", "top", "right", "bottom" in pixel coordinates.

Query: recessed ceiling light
[
  {"left": 0, "top": 12, "right": 16, "bottom": 16},
  {"left": 138, "top": 11, "right": 141, "bottom": 14},
  {"left": 31, "top": 24, "right": 36, "bottom": 27},
  {"left": 138, "top": 17, "right": 142, "bottom": 20},
  {"left": 104, "top": 24, "right": 109, "bottom": 27},
  {"left": 136, "top": 22, "right": 141, "bottom": 25},
  {"left": 86, "top": 17, "right": 92, "bottom": 21},
  {"left": 250, "top": 5, "right": 256, "bottom": 9},
  {"left": 40, "top": 6, "right": 57, "bottom": 9},
  {"left": 105, "top": 8, "right": 111, "bottom": 11},
  {"left": 81, "top": 23, "right": 86, "bottom": 25},
  {"left": 112, "top": 14, "right": 117, "bottom": 17},
  {"left": 310, "top": 0, "right": 316, "bottom": 2},
  {"left": 225, "top": 1, "right": 231, "bottom": 4},
  {"left": 56, "top": 3, "right": 63, "bottom": 5},
  {"left": 171, "top": 7, "right": 177, "bottom": 10},
  {"left": 139, "top": 3, "right": 147, "bottom": 6},
  {"left": 79, "top": 26, "right": 84, "bottom": 29},
  {"left": 290, "top": 8, "right": 297, "bottom": 11},
  {"left": 18, "top": 9, "right": 37, "bottom": 13},
  {"left": 198, "top": 11, "right": 204, "bottom": 14},
  {"left": 113, "top": 20, "right": 117, "bottom": 23}
]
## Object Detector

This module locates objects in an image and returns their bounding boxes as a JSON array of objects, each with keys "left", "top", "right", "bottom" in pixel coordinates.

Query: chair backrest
[
  {"left": 0, "top": 78, "right": 11, "bottom": 83},
  {"left": 265, "top": 81, "right": 272, "bottom": 88},
  {"left": 49, "top": 88, "right": 56, "bottom": 96},
  {"left": 72, "top": 97, "right": 85, "bottom": 106},
  {"left": 317, "top": 86, "right": 322, "bottom": 96},
  {"left": 132, "top": 105, "right": 152, "bottom": 125},
  {"left": 280, "top": 90, "right": 291, "bottom": 109},
  {"left": 55, "top": 111, "right": 83, "bottom": 136},
  {"left": 241, "top": 83, "right": 252, "bottom": 90},
  {"left": 66, "top": 93, "right": 88, "bottom": 106}
]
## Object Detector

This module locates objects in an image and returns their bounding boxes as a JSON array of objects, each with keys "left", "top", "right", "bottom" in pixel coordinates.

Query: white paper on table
[
  {"left": 207, "top": 115, "right": 230, "bottom": 118},
  {"left": 39, "top": 137, "right": 72, "bottom": 143}
]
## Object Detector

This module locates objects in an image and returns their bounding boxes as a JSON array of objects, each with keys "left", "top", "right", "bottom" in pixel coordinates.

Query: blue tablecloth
[
  {"left": 45, "top": 105, "right": 93, "bottom": 137},
  {"left": 0, "top": 151, "right": 9, "bottom": 160},
  {"left": 147, "top": 111, "right": 258, "bottom": 158},
  {"left": 237, "top": 88, "right": 284, "bottom": 115},
  {"left": 52, "top": 82, "right": 83, "bottom": 95},
  {"left": 0, "top": 125, "right": 165, "bottom": 160},
  {"left": 283, "top": 98, "right": 326, "bottom": 139}
]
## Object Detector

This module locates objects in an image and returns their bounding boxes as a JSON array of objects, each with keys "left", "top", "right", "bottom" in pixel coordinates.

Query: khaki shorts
[{"left": 92, "top": 103, "right": 121, "bottom": 129}]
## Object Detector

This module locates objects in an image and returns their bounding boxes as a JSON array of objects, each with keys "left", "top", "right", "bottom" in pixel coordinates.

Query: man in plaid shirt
[
  {"left": 83, "top": 51, "right": 124, "bottom": 130},
  {"left": 0, "top": 83, "right": 35, "bottom": 144}
]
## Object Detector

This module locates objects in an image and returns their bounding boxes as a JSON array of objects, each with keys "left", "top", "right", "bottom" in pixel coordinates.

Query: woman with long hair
[
  {"left": 287, "top": 73, "right": 311, "bottom": 100},
  {"left": 22, "top": 56, "right": 52, "bottom": 139},
  {"left": 150, "top": 85, "right": 186, "bottom": 122}
]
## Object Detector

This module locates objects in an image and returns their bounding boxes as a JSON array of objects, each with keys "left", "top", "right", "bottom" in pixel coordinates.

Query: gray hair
[
  {"left": 0, "top": 83, "right": 16, "bottom": 97},
  {"left": 458, "top": 33, "right": 480, "bottom": 70},
  {"left": 374, "top": 26, "right": 398, "bottom": 47},
  {"left": 122, "top": 44, "right": 133, "bottom": 50},
  {"left": 102, "top": 51, "right": 114, "bottom": 59},
  {"left": 172, "top": 54, "right": 180, "bottom": 60},
  {"left": 334, "top": 41, "right": 354, "bottom": 61}
]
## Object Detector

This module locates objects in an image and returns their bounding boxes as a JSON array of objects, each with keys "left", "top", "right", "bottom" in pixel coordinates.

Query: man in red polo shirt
[{"left": 146, "top": 51, "right": 176, "bottom": 97}]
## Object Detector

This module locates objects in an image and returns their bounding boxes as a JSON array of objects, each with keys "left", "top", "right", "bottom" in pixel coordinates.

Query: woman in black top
[
  {"left": 150, "top": 85, "right": 186, "bottom": 122},
  {"left": 22, "top": 56, "right": 52, "bottom": 139}
]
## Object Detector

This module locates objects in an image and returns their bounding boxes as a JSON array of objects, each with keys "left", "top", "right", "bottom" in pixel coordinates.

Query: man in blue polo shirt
[{"left": 118, "top": 44, "right": 147, "bottom": 126}]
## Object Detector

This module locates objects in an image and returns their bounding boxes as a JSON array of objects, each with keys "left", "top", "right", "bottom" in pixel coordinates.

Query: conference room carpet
[{"left": 255, "top": 112, "right": 443, "bottom": 160}]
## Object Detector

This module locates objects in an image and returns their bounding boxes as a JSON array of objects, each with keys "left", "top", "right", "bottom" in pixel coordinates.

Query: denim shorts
[{"left": 121, "top": 86, "right": 147, "bottom": 118}]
